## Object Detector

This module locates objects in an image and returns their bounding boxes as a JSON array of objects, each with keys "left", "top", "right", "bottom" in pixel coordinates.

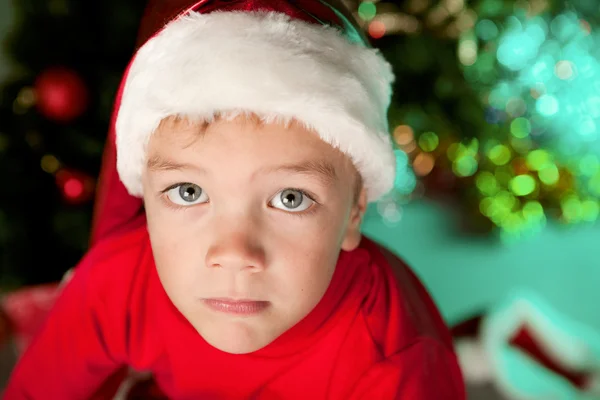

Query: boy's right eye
[{"left": 165, "top": 183, "right": 209, "bottom": 206}]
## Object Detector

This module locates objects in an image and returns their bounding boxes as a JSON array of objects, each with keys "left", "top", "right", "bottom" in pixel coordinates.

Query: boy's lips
[{"left": 202, "top": 298, "right": 270, "bottom": 315}]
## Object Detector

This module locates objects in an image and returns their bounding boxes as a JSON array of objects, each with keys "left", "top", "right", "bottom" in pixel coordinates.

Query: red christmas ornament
[
  {"left": 55, "top": 169, "right": 95, "bottom": 204},
  {"left": 34, "top": 68, "right": 89, "bottom": 122}
]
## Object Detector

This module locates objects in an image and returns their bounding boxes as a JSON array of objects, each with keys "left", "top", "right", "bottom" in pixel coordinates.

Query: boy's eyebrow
[
  {"left": 263, "top": 159, "right": 338, "bottom": 187},
  {"left": 147, "top": 156, "right": 338, "bottom": 186},
  {"left": 147, "top": 156, "right": 195, "bottom": 172}
]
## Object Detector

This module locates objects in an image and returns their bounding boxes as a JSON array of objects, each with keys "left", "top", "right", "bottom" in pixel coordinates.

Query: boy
[{"left": 4, "top": 0, "right": 465, "bottom": 398}]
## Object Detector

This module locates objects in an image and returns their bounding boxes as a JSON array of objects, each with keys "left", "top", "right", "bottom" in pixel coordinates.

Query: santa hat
[{"left": 114, "top": 0, "right": 396, "bottom": 203}]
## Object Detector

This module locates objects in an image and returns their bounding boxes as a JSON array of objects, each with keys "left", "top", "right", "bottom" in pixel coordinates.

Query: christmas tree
[
  {"left": 360, "top": 0, "right": 600, "bottom": 241},
  {"left": 0, "top": 0, "right": 146, "bottom": 287}
]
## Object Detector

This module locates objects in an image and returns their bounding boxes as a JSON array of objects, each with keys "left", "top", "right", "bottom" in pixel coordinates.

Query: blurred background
[{"left": 1, "top": 0, "right": 600, "bottom": 398}]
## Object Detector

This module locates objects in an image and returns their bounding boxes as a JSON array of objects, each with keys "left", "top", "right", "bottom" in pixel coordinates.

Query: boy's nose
[{"left": 205, "top": 230, "right": 266, "bottom": 272}]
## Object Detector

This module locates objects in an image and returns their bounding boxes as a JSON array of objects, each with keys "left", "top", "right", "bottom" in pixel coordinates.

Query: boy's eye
[
  {"left": 269, "top": 189, "right": 314, "bottom": 212},
  {"left": 165, "top": 183, "right": 209, "bottom": 206}
]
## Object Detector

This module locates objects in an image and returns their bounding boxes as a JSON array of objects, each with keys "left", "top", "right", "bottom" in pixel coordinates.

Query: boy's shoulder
[
  {"left": 357, "top": 236, "right": 454, "bottom": 351},
  {"left": 86, "top": 224, "right": 150, "bottom": 266},
  {"left": 75, "top": 225, "right": 152, "bottom": 294}
]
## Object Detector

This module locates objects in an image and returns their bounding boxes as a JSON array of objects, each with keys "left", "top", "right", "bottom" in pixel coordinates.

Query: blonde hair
[{"left": 156, "top": 112, "right": 364, "bottom": 204}]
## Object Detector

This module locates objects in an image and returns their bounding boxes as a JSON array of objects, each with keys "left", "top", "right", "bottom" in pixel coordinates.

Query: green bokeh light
[
  {"left": 510, "top": 117, "right": 531, "bottom": 138},
  {"left": 495, "top": 166, "right": 513, "bottom": 186},
  {"left": 488, "top": 144, "right": 512, "bottom": 165},
  {"left": 453, "top": 156, "right": 478, "bottom": 177},
  {"left": 589, "top": 172, "right": 600, "bottom": 196},
  {"left": 522, "top": 201, "right": 545, "bottom": 221},
  {"left": 539, "top": 164, "right": 560, "bottom": 185},
  {"left": 581, "top": 200, "right": 599, "bottom": 221},
  {"left": 561, "top": 195, "right": 582, "bottom": 223},
  {"left": 526, "top": 149, "right": 552, "bottom": 170},
  {"left": 476, "top": 171, "right": 499, "bottom": 196},
  {"left": 480, "top": 197, "right": 494, "bottom": 216},
  {"left": 357, "top": 2, "right": 377, "bottom": 21},
  {"left": 510, "top": 137, "right": 533, "bottom": 154},
  {"left": 578, "top": 155, "right": 599, "bottom": 176},
  {"left": 480, "top": 0, "right": 504, "bottom": 17},
  {"left": 510, "top": 174, "right": 537, "bottom": 196},
  {"left": 418, "top": 132, "right": 439, "bottom": 152},
  {"left": 459, "top": 9, "right": 600, "bottom": 232},
  {"left": 476, "top": 19, "right": 499, "bottom": 41}
]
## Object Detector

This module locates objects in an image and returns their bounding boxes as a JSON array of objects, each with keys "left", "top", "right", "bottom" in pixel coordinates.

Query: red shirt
[{"left": 4, "top": 227, "right": 464, "bottom": 399}]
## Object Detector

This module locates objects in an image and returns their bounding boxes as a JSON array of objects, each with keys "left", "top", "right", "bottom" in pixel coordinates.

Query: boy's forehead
[
  {"left": 147, "top": 152, "right": 339, "bottom": 186},
  {"left": 148, "top": 114, "right": 357, "bottom": 184}
]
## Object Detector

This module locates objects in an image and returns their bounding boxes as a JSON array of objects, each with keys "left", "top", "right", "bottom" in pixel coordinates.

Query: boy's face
[{"left": 142, "top": 115, "right": 366, "bottom": 354}]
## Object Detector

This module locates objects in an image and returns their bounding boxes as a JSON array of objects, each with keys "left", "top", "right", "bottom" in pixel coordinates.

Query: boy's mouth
[{"left": 202, "top": 298, "right": 270, "bottom": 315}]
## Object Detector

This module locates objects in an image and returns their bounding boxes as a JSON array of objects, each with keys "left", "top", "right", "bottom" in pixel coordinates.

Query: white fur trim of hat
[{"left": 116, "top": 10, "right": 396, "bottom": 202}]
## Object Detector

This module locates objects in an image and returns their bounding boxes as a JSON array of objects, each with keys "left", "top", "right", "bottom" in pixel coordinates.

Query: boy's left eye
[{"left": 269, "top": 189, "right": 314, "bottom": 212}]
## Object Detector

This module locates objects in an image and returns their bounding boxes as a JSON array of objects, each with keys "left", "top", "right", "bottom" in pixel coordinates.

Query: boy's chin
[
  {"left": 196, "top": 324, "right": 279, "bottom": 355},
  {"left": 207, "top": 339, "right": 269, "bottom": 355}
]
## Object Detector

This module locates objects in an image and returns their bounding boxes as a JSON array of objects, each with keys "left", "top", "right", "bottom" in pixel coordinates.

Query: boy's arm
[
  {"left": 3, "top": 247, "right": 128, "bottom": 399},
  {"left": 348, "top": 338, "right": 466, "bottom": 400}
]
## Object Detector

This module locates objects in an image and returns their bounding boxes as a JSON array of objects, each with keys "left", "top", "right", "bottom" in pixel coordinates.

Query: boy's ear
[{"left": 341, "top": 188, "right": 368, "bottom": 251}]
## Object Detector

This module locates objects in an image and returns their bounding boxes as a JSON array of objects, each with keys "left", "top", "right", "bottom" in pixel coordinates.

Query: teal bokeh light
[
  {"left": 536, "top": 95, "right": 559, "bottom": 116},
  {"left": 465, "top": 11, "right": 600, "bottom": 160},
  {"left": 393, "top": 149, "right": 417, "bottom": 195},
  {"left": 459, "top": 8, "right": 600, "bottom": 231},
  {"left": 476, "top": 19, "right": 499, "bottom": 41},
  {"left": 497, "top": 32, "right": 539, "bottom": 71}
]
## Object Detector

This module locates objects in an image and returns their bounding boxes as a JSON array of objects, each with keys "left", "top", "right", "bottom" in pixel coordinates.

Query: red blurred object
[
  {"left": 125, "top": 376, "right": 168, "bottom": 399},
  {"left": 451, "top": 316, "right": 593, "bottom": 389},
  {"left": 0, "top": 284, "right": 60, "bottom": 354},
  {"left": 450, "top": 314, "right": 483, "bottom": 338},
  {"left": 55, "top": 169, "right": 95, "bottom": 204},
  {"left": 0, "top": 283, "right": 166, "bottom": 399},
  {"left": 34, "top": 68, "right": 89, "bottom": 122},
  {"left": 422, "top": 165, "right": 459, "bottom": 197},
  {"left": 509, "top": 324, "right": 590, "bottom": 389},
  {"left": 135, "top": 0, "right": 351, "bottom": 48}
]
